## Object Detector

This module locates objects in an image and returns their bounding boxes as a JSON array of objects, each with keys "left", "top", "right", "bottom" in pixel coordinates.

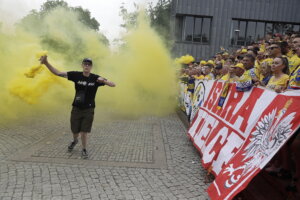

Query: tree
[
  {"left": 119, "top": 0, "right": 172, "bottom": 48},
  {"left": 119, "top": 3, "right": 139, "bottom": 30},
  {"left": 17, "top": 0, "right": 109, "bottom": 62},
  {"left": 148, "top": 0, "right": 172, "bottom": 46}
]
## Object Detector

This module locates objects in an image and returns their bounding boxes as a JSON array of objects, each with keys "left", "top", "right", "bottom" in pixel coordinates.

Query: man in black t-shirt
[{"left": 40, "top": 56, "right": 115, "bottom": 159}]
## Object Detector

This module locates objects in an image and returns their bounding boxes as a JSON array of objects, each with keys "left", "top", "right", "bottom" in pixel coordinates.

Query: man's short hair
[
  {"left": 206, "top": 64, "right": 214, "bottom": 69},
  {"left": 244, "top": 54, "right": 255, "bottom": 63},
  {"left": 82, "top": 58, "right": 93, "bottom": 65}
]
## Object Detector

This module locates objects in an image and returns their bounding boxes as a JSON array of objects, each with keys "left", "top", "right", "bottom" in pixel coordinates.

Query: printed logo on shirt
[{"left": 77, "top": 81, "right": 95, "bottom": 86}]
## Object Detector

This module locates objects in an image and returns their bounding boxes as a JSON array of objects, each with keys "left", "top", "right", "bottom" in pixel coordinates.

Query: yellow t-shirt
[
  {"left": 194, "top": 75, "right": 204, "bottom": 80},
  {"left": 221, "top": 74, "right": 230, "bottom": 81},
  {"left": 288, "top": 54, "right": 300, "bottom": 75},
  {"left": 267, "top": 74, "right": 289, "bottom": 91},
  {"left": 254, "top": 60, "right": 262, "bottom": 78},
  {"left": 287, "top": 50, "right": 294, "bottom": 58},
  {"left": 239, "top": 68, "right": 257, "bottom": 82},
  {"left": 204, "top": 74, "right": 214, "bottom": 80},
  {"left": 220, "top": 73, "right": 238, "bottom": 83},
  {"left": 255, "top": 60, "right": 261, "bottom": 68},
  {"left": 259, "top": 43, "right": 266, "bottom": 52},
  {"left": 288, "top": 65, "right": 300, "bottom": 90}
]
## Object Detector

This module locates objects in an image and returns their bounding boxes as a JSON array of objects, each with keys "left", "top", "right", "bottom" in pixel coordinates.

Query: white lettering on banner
[
  {"left": 212, "top": 133, "right": 244, "bottom": 174},
  {"left": 205, "top": 85, "right": 222, "bottom": 111},
  {"left": 202, "top": 127, "right": 228, "bottom": 164},
  {"left": 233, "top": 116, "right": 244, "bottom": 131},
  {"left": 244, "top": 90, "right": 277, "bottom": 135},
  {"left": 231, "top": 89, "right": 249, "bottom": 117},
  {"left": 188, "top": 109, "right": 206, "bottom": 138},
  {"left": 220, "top": 89, "right": 234, "bottom": 120},
  {"left": 194, "top": 114, "right": 219, "bottom": 150}
]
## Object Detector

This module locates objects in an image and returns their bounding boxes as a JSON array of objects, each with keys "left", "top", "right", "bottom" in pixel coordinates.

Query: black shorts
[{"left": 70, "top": 107, "right": 95, "bottom": 134}]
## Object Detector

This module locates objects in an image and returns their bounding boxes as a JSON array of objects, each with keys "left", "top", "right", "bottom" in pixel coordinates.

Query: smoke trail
[{"left": 0, "top": 7, "right": 178, "bottom": 122}]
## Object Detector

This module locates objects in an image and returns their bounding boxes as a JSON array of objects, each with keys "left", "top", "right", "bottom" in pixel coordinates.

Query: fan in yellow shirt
[
  {"left": 288, "top": 44, "right": 300, "bottom": 90},
  {"left": 288, "top": 54, "right": 300, "bottom": 75},
  {"left": 258, "top": 59, "right": 273, "bottom": 86},
  {"left": 267, "top": 57, "right": 289, "bottom": 92},
  {"left": 202, "top": 64, "right": 215, "bottom": 80},
  {"left": 194, "top": 66, "right": 205, "bottom": 80},
  {"left": 288, "top": 65, "right": 300, "bottom": 90},
  {"left": 289, "top": 36, "right": 300, "bottom": 74}
]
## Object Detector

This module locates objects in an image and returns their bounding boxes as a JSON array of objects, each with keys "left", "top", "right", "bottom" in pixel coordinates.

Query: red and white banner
[{"left": 183, "top": 80, "right": 300, "bottom": 200}]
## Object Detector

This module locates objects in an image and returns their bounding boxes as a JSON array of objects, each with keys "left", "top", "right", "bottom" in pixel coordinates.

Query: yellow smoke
[
  {"left": 0, "top": 7, "right": 177, "bottom": 123},
  {"left": 98, "top": 12, "right": 177, "bottom": 116},
  {"left": 175, "top": 54, "right": 195, "bottom": 64},
  {"left": 9, "top": 51, "right": 61, "bottom": 105},
  {"left": 23, "top": 51, "right": 48, "bottom": 78}
]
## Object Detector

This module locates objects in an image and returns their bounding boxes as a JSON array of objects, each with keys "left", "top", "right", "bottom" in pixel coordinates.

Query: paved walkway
[{"left": 0, "top": 111, "right": 209, "bottom": 200}]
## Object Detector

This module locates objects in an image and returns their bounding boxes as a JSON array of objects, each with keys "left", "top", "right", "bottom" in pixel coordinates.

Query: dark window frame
[
  {"left": 175, "top": 14, "right": 213, "bottom": 45},
  {"left": 230, "top": 18, "right": 300, "bottom": 46}
]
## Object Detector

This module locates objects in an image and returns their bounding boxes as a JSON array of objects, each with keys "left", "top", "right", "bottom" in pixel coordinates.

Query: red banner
[{"left": 184, "top": 80, "right": 300, "bottom": 200}]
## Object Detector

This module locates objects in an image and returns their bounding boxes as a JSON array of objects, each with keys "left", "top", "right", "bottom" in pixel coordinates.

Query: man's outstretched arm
[
  {"left": 97, "top": 77, "right": 116, "bottom": 87},
  {"left": 40, "top": 56, "right": 68, "bottom": 78}
]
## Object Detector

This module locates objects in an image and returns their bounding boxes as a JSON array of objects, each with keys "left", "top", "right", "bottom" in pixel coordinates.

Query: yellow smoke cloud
[
  {"left": 175, "top": 55, "right": 195, "bottom": 65},
  {"left": 23, "top": 51, "right": 48, "bottom": 78},
  {"left": 0, "top": 7, "right": 177, "bottom": 123},
  {"left": 98, "top": 12, "right": 177, "bottom": 116}
]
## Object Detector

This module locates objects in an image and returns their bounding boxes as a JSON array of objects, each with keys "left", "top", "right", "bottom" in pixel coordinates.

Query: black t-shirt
[{"left": 67, "top": 71, "right": 105, "bottom": 109}]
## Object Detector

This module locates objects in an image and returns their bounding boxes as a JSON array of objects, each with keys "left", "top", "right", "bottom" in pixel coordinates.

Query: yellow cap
[
  {"left": 233, "top": 63, "right": 245, "bottom": 70},
  {"left": 207, "top": 60, "right": 215, "bottom": 65},
  {"left": 241, "top": 49, "right": 248, "bottom": 53},
  {"left": 223, "top": 52, "right": 229, "bottom": 56},
  {"left": 262, "top": 58, "right": 273, "bottom": 66},
  {"left": 200, "top": 60, "right": 207, "bottom": 65}
]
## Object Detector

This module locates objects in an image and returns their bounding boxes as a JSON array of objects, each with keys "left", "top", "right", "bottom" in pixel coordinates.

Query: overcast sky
[{"left": 0, "top": 0, "right": 158, "bottom": 42}]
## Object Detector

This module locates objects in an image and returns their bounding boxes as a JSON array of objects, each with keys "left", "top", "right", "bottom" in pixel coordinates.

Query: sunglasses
[
  {"left": 83, "top": 62, "right": 92, "bottom": 66},
  {"left": 270, "top": 46, "right": 279, "bottom": 50}
]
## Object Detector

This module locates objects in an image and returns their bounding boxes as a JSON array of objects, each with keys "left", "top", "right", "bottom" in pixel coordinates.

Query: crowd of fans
[
  {"left": 180, "top": 32, "right": 300, "bottom": 196},
  {"left": 180, "top": 32, "right": 300, "bottom": 93}
]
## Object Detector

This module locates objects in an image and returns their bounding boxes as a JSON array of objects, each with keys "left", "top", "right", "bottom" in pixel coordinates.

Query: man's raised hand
[{"left": 40, "top": 55, "right": 48, "bottom": 65}]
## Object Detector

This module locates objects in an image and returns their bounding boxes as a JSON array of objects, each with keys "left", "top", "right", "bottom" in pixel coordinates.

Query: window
[
  {"left": 202, "top": 18, "right": 211, "bottom": 43},
  {"left": 246, "top": 21, "right": 256, "bottom": 45},
  {"left": 255, "top": 22, "right": 265, "bottom": 41},
  {"left": 293, "top": 25, "right": 300, "bottom": 32},
  {"left": 175, "top": 16, "right": 183, "bottom": 42},
  {"left": 231, "top": 19, "right": 300, "bottom": 46},
  {"left": 193, "top": 18, "right": 202, "bottom": 42},
  {"left": 237, "top": 21, "right": 246, "bottom": 45},
  {"left": 176, "top": 15, "right": 212, "bottom": 44},
  {"left": 184, "top": 16, "right": 194, "bottom": 42},
  {"left": 265, "top": 23, "right": 273, "bottom": 34}
]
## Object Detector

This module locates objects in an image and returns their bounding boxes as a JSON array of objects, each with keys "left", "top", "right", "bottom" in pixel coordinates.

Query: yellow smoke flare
[
  {"left": 24, "top": 51, "right": 48, "bottom": 78},
  {"left": 9, "top": 70, "right": 63, "bottom": 104},
  {"left": 24, "top": 65, "right": 44, "bottom": 78},
  {"left": 175, "top": 55, "right": 195, "bottom": 65}
]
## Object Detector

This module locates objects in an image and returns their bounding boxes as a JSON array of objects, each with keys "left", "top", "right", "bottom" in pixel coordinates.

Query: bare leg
[
  {"left": 73, "top": 133, "right": 79, "bottom": 141},
  {"left": 80, "top": 132, "right": 88, "bottom": 149}
]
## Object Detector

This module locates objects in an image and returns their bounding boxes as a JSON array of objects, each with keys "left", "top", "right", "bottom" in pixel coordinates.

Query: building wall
[{"left": 172, "top": 0, "right": 300, "bottom": 61}]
